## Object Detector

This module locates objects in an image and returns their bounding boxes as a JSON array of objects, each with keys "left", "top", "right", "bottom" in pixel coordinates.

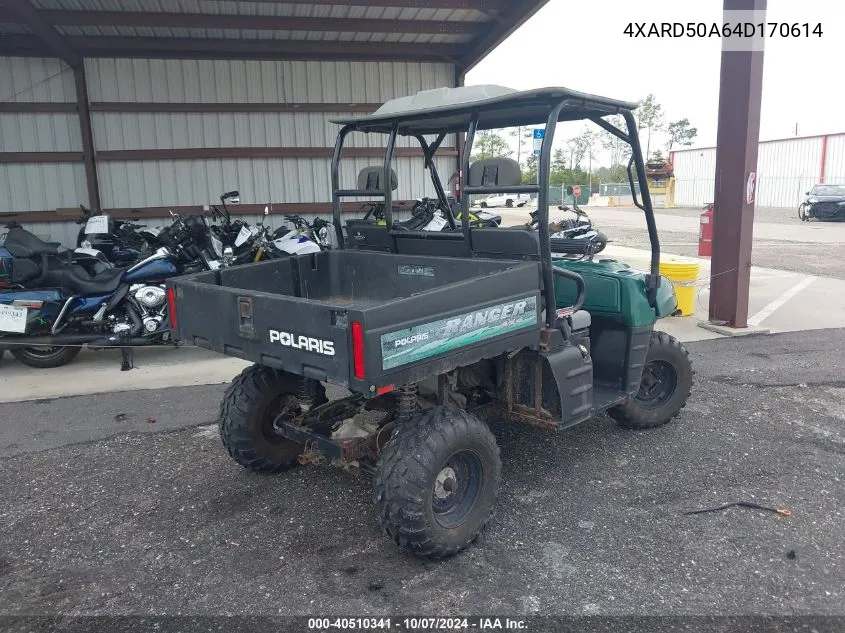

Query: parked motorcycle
[
  {"left": 528, "top": 203, "right": 608, "bottom": 257},
  {"left": 76, "top": 205, "right": 161, "bottom": 266},
  {"left": 0, "top": 212, "right": 220, "bottom": 369},
  {"left": 356, "top": 198, "right": 498, "bottom": 233}
]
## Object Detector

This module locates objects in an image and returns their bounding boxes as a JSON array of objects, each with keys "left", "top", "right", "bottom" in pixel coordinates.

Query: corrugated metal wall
[
  {"left": 0, "top": 57, "right": 88, "bottom": 214},
  {"left": 674, "top": 134, "right": 839, "bottom": 208},
  {"left": 2, "top": 56, "right": 457, "bottom": 242},
  {"left": 85, "top": 58, "right": 457, "bottom": 209},
  {"left": 755, "top": 137, "right": 822, "bottom": 207},
  {"left": 673, "top": 148, "right": 716, "bottom": 206},
  {"left": 824, "top": 135, "right": 845, "bottom": 184}
]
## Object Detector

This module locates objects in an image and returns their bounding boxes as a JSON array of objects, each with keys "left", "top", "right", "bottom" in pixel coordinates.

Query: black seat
[
  {"left": 3, "top": 227, "right": 61, "bottom": 258},
  {"left": 46, "top": 264, "right": 125, "bottom": 295}
]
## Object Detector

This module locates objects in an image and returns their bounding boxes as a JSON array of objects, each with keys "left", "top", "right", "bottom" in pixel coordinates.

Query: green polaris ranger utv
[{"left": 168, "top": 85, "right": 693, "bottom": 559}]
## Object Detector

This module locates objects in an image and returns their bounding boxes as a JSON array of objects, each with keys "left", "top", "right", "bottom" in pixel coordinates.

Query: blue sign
[{"left": 532, "top": 128, "right": 544, "bottom": 156}]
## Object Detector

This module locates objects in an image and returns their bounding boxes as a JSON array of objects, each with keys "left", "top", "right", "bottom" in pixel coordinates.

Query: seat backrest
[
  {"left": 470, "top": 227, "right": 539, "bottom": 259},
  {"left": 357, "top": 167, "right": 398, "bottom": 192},
  {"left": 3, "top": 227, "right": 60, "bottom": 258},
  {"left": 467, "top": 158, "right": 522, "bottom": 188}
]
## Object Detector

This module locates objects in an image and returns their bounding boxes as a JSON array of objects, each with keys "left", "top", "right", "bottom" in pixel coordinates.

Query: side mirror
[{"left": 806, "top": 191, "right": 810, "bottom": 195}]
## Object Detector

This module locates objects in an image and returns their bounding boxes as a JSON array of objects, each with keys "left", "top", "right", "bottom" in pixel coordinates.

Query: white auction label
[{"left": 85, "top": 215, "right": 109, "bottom": 235}]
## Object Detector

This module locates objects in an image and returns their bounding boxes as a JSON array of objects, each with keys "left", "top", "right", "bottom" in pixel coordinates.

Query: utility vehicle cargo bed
[{"left": 169, "top": 251, "right": 543, "bottom": 391}]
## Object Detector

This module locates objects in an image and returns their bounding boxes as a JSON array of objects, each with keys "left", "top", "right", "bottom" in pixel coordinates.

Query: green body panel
[{"left": 553, "top": 258, "right": 677, "bottom": 327}]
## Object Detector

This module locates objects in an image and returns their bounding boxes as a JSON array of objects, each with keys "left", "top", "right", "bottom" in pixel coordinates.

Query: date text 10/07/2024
[
  {"left": 624, "top": 22, "right": 823, "bottom": 38},
  {"left": 307, "top": 618, "right": 528, "bottom": 630}
]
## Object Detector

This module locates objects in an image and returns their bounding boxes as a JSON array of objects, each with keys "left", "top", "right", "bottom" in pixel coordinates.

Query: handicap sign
[{"left": 532, "top": 128, "right": 544, "bottom": 156}]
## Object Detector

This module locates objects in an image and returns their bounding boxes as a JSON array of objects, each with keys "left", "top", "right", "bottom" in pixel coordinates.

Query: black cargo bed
[{"left": 170, "top": 250, "right": 543, "bottom": 391}]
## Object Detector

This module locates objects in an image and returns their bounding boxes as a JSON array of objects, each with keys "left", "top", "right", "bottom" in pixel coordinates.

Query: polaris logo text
[
  {"left": 443, "top": 300, "right": 528, "bottom": 336},
  {"left": 394, "top": 332, "right": 430, "bottom": 348},
  {"left": 269, "top": 330, "right": 335, "bottom": 356}
]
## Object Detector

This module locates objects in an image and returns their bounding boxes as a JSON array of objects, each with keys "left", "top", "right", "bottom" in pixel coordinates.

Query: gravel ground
[
  {"left": 595, "top": 207, "right": 845, "bottom": 279},
  {"left": 1, "top": 330, "right": 844, "bottom": 616}
]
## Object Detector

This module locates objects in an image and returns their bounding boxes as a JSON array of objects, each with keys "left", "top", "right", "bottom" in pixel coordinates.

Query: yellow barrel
[{"left": 659, "top": 256, "right": 700, "bottom": 316}]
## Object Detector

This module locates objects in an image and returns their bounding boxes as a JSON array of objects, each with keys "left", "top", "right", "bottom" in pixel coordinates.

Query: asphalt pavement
[{"left": 1, "top": 329, "right": 844, "bottom": 616}]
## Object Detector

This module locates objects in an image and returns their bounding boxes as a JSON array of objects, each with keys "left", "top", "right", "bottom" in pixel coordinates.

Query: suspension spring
[
  {"left": 397, "top": 384, "right": 418, "bottom": 422},
  {"left": 297, "top": 377, "right": 324, "bottom": 413}
]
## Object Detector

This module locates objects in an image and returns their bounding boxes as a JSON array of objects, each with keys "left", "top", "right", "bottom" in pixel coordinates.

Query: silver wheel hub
[{"left": 434, "top": 466, "right": 458, "bottom": 500}]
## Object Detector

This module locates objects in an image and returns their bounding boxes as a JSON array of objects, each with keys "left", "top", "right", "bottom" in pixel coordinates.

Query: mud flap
[
  {"left": 501, "top": 330, "right": 593, "bottom": 429},
  {"left": 541, "top": 340, "right": 593, "bottom": 428}
]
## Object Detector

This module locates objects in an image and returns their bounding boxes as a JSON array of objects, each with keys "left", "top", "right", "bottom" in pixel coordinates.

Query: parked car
[
  {"left": 798, "top": 184, "right": 845, "bottom": 221},
  {"left": 472, "top": 192, "right": 530, "bottom": 208}
]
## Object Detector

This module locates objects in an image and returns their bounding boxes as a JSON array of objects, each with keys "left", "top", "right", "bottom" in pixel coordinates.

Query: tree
[
  {"left": 565, "top": 127, "right": 597, "bottom": 171},
  {"left": 594, "top": 164, "right": 629, "bottom": 183},
  {"left": 509, "top": 126, "right": 534, "bottom": 165},
  {"left": 522, "top": 154, "right": 538, "bottom": 184},
  {"left": 666, "top": 118, "right": 698, "bottom": 152},
  {"left": 599, "top": 114, "right": 632, "bottom": 171},
  {"left": 472, "top": 130, "right": 512, "bottom": 160},
  {"left": 551, "top": 148, "right": 567, "bottom": 173},
  {"left": 636, "top": 93, "right": 664, "bottom": 158}
]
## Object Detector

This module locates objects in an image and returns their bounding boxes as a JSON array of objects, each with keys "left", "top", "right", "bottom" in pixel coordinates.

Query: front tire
[
  {"left": 219, "top": 364, "right": 326, "bottom": 473},
  {"left": 609, "top": 331, "right": 693, "bottom": 429},
  {"left": 375, "top": 406, "right": 501, "bottom": 559},
  {"left": 10, "top": 346, "right": 81, "bottom": 369},
  {"left": 505, "top": 199, "right": 514, "bottom": 208}
]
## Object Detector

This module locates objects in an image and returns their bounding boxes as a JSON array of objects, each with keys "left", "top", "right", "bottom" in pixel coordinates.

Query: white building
[{"left": 672, "top": 132, "right": 845, "bottom": 208}]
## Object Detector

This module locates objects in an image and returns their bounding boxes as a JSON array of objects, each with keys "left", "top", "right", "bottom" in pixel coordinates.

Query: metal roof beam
[
  {"left": 0, "top": 0, "right": 80, "bottom": 67},
  {"left": 42, "top": 10, "right": 488, "bottom": 35},
  {"left": 185, "top": 0, "right": 504, "bottom": 8},
  {"left": 459, "top": 0, "right": 549, "bottom": 71},
  {"left": 0, "top": 35, "right": 465, "bottom": 62}
]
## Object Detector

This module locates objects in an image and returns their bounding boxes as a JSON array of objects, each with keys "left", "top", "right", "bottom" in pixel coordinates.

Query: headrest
[
  {"left": 467, "top": 158, "right": 522, "bottom": 188},
  {"left": 357, "top": 167, "right": 398, "bottom": 192}
]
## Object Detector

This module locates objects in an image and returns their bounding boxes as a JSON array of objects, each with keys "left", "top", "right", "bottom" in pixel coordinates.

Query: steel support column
[
  {"left": 74, "top": 65, "right": 101, "bottom": 212},
  {"left": 709, "top": 0, "right": 766, "bottom": 328}
]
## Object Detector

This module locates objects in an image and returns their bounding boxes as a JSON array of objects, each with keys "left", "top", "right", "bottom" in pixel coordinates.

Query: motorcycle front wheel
[{"left": 11, "top": 346, "right": 81, "bottom": 369}]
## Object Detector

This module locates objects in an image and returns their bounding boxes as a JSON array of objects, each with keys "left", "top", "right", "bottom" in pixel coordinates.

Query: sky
[{"left": 467, "top": 0, "right": 843, "bottom": 165}]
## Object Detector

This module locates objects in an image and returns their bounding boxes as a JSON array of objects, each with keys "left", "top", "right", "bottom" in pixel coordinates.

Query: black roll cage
[{"left": 331, "top": 98, "right": 661, "bottom": 327}]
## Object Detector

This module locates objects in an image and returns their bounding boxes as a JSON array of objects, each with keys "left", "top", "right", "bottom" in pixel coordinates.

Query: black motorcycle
[{"left": 75, "top": 205, "right": 161, "bottom": 266}]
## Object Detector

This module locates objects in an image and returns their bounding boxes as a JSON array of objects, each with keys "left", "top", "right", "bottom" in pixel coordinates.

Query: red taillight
[
  {"left": 351, "top": 321, "right": 365, "bottom": 380},
  {"left": 167, "top": 287, "right": 177, "bottom": 330}
]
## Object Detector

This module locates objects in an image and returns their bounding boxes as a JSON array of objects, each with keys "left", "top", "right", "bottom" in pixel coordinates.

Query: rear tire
[
  {"left": 480, "top": 201, "right": 487, "bottom": 208},
  {"left": 609, "top": 331, "right": 693, "bottom": 429},
  {"left": 219, "top": 364, "right": 326, "bottom": 473},
  {"left": 375, "top": 406, "right": 501, "bottom": 559},
  {"left": 10, "top": 346, "right": 81, "bottom": 369}
]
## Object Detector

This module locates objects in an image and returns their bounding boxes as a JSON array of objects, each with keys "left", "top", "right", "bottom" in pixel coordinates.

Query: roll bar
[{"left": 330, "top": 101, "right": 661, "bottom": 325}]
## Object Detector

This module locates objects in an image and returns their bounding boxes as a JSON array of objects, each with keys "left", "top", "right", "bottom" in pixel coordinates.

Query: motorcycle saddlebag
[
  {"left": 2, "top": 247, "right": 42, "bottom": 287},
  {"left": 0, "top": 248, "right": 42, "bottom": 286}
]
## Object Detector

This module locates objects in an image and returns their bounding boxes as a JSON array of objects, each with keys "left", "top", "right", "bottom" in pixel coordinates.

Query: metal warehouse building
[
  {"left": 0, "top": 0, "right": 546, "bottom": 245},
  {"left": 673, "top": 132, "right": 845, "bottom": 209}
]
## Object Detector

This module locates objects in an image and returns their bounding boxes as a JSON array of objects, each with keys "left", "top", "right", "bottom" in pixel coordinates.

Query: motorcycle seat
[
  {"left": 3, "top": 227, "right": 62, "bottom": 258},
  {"left": 49, "top": 264, "right": 125, "bottom": 295}
]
